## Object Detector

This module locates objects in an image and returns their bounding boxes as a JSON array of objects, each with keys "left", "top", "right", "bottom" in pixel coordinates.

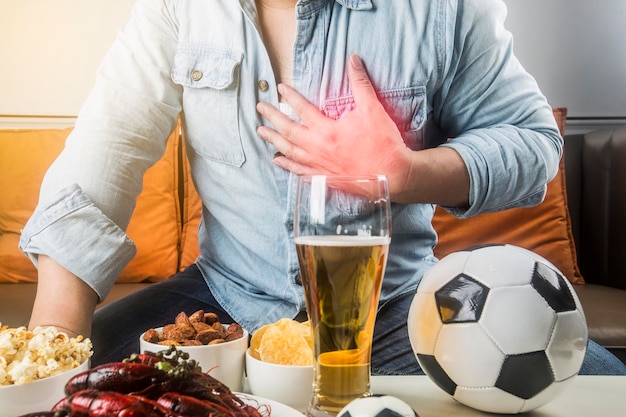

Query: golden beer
[{"left": 295, "top": 235, "right": 390, "bottom": 416}]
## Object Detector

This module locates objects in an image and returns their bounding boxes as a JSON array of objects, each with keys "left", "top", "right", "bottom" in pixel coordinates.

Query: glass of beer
[{"left": 294, "top": 175, "right": 391, "bottom": 417}]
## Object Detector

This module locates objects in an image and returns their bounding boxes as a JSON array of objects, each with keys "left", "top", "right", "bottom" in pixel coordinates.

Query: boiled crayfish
[{"left": 20, "top": 347, "right": 268, "bottom": 417}]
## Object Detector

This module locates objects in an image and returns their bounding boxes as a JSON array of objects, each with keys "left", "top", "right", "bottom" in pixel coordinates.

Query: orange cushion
[
  {"left": 0, "top": 128, "right": 70, "bottom": 283},
  {"left": 117, "top": 126, "right": 182, "bottom": 282},
  {"left": 177, "top": 130, "right": 202, "bottom": 271},
  {"left": 432, "top": 108, "right": 584, "bottom": 284},
  {"left": 0, "top": 126, "right": 182, "bottom": 283}
]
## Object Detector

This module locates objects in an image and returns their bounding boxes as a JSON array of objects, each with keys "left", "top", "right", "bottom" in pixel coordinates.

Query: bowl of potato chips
[
  {"left": 245, "top": 318, "right": 314, "bottom": 412},
  {"left": 0, "top": 324, "right": 92, "bottom": 417}
]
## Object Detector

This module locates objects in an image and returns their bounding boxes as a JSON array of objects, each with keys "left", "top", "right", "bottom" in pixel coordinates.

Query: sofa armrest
[
  {"left": 578, "top": 126, "right": 626, "bottom": 289},
  {"left": 573, "top": 284, "right": 626, "bottom": 348}
]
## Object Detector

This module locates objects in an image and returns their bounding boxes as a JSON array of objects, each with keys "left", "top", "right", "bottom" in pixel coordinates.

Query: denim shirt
[{"left": 19, "top": 0, "right": 562, "bottom": 333}]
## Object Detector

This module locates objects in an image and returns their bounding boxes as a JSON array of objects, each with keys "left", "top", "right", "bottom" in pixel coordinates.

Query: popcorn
[{"left": 0, "top": 323, "right": 92, "bottom": 386}]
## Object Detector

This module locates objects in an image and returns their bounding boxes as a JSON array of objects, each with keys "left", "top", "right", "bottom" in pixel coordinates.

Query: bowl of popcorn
[
  {"left": 139, "top": 310, "right": 248, "bottom": 392},
  {"left": 0, "top": 324, "right": 92, "bottom": 417},
  {"left": 245, "top": 318, "right": 314, "bottom": 412}
]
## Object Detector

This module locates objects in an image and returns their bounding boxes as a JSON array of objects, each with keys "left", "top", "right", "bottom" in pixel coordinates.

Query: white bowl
[
  {"left": 245, "top": 348, "right": 314, "bottom": 412},
  {"left": 0, "top": 359, "right": 89, "bottom": 417},
  {"left": 140, "top": 325, "right": 248, "bottom": 392}
]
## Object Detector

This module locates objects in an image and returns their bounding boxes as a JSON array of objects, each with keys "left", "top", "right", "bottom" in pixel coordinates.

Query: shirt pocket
[
  {"left": 171, "top": 46, "right": 245, "bottom": 167},
  {"left": 323, "top": 85, "right": 427, "bottom": 150}
]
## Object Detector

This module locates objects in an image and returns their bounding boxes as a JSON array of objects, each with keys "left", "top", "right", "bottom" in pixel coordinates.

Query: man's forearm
[
  {"left": 394, "top": 146, "right": 470, "bottom": 207},
  {"left": 28, "top": 255, "right": 99, "bottom": 338}
]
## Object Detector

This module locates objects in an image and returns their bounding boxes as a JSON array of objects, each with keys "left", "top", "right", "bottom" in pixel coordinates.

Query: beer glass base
[
  {"left": 306, "top": 393, "right": 371, "bottom": 417},
  {"left": 306, "top": 404, "right": 343, "bottom": 417}
]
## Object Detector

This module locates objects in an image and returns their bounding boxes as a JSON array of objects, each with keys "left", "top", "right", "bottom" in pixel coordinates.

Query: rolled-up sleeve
[
  {"left": 435, "top": 0, "right": 562, "bottom": 218},
  {"left": 19, "top": 184, "right": 137, "bottom": 300},
  {"left": 18, "top": 0, "right": 182, "bottom": 300}
]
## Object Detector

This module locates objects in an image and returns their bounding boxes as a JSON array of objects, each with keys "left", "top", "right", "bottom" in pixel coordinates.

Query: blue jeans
[{"left": 92, "top": 264, "right": 626, "bottom": 376}]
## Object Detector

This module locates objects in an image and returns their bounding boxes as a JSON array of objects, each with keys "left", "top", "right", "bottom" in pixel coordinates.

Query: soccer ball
[
  {"left": 337, "top": 394, "right": 419, "bottom": 417},
  {"left": 408, "top": 244, "right": 588, "bottom": 414}
]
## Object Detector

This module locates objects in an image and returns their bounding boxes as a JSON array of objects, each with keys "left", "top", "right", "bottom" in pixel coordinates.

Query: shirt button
[
  {"left": 258, "top": 79, "right": 269, "bottom": 92},
  {"left": 191, "top": 70, "right": 203, "bottom": 81}
]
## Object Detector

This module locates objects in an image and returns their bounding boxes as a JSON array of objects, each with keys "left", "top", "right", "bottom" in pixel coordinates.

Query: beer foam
[{"left": 294, "top": 235, "right": 390, "bottom": 246}]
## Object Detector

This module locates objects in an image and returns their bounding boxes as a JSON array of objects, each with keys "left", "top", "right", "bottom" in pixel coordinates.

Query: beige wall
[
  {"left": 505, "top": 0, "right": 626, "bottom": 134},
  {"left": 2, "top": 1, "right": 624, "bottom": 132},
  {"left": 0, "top": 0, "right": 135, "bottom": 126}
]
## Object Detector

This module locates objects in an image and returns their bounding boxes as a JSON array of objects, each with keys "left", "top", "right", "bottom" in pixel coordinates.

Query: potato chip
[
  {"left": 249, "top": 323, "right": 271, "bottom": 360},
  {"left": 255, "top": 318, "right": 313, "bottom": 366}
]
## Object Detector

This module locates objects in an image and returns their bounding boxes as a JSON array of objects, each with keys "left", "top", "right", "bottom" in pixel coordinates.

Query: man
[{"left": 20, "top": 0, "right": 626, "bottom": 374}]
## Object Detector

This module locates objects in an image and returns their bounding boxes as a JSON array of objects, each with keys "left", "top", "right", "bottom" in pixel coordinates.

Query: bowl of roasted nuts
[
  {"left": 139, "top": 310, "right": 248, "bottom": 392},
  {"left": 0, "top": 324, "right": 92, "bottom": 417}
]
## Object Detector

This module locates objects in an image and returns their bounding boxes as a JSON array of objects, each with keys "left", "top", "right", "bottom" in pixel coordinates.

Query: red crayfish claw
[
  {"left": 64, "top": 362, "right": 168, "bottom": 396},
  {"left": 156, "top": 392, "right": 239, "bottom": 416},
  {"left": 63, "top": 389, "right": 171, "bottom": 417}
]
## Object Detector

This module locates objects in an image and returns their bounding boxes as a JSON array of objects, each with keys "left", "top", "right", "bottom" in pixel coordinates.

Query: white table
[{"left": 370, "top": 375, "right": 626, "bottom": 416}]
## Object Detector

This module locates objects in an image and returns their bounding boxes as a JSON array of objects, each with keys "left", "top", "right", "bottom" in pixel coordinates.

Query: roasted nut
[
  {"left": 196, "top": 329, "right": 224, "bottom": 345},
  {"left": 162, "top": 323, "right": 195, "bottom": 341},
  {"left": 224, "top": 323, "right": 244, "bottom": 342},
  {"left": 143, "top": 328, "right": 160, "bottom": 343},
  {"left": 175, "top": 311, "right": 192, "bottom": 326},
  {"left": 204, "top": 312, "right": 220, "bottom": 324},
  {"left": 188, "top": 310, "right": 205, "bottom": 323},
  {"left": 191, "top": 321, "right": 213, "bottom": 333}
]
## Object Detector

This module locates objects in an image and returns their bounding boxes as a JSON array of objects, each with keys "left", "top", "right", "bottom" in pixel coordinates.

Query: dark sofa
[{"left": 565, "top": 125, "right": 626, "bottom": 363}]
